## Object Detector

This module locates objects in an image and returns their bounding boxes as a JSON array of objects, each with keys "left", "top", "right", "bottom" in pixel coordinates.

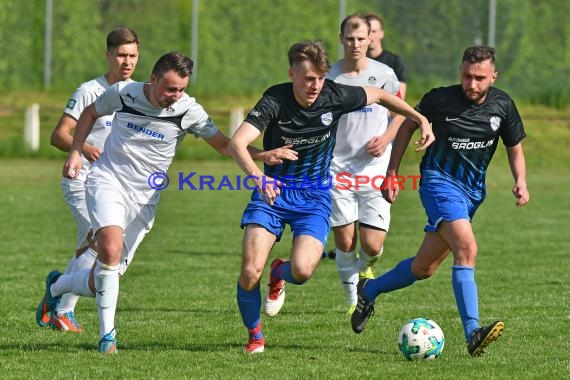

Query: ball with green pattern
[{"left": 398, "top": 318, "right": 445, "bottom": 360}]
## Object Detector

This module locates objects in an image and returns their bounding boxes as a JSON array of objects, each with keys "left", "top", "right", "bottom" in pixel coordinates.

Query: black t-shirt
[
  {"left": 416, "top": 85, "right": 526, "bottom": 198},
  {"left": 372, "top": 50, "right": 407, "bottom": 83},
  {"left": 245, "top": 79, "right": 367, "bottom": 186}
]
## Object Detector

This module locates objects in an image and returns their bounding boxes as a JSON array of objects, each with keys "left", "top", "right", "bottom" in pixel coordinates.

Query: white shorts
[
  {"left": 61, "top": 178, "right": 92, "bottom": 250},
  {"left": 329, "top": 184, "right": 391, "bottom": 231},
  {"left": 85, "top": 170, "right": 156, "bottom": 275}
]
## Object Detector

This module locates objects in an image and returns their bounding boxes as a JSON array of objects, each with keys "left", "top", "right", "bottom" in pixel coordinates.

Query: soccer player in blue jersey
[
  {"left": 351, "top": 46, "right": 530, "bottom": 357},
  {"left": 230, "top": 40, "right": 433, "bottom": 354}
]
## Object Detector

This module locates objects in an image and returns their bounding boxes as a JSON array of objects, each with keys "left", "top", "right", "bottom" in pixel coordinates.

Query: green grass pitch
[{"left": 0, "top": 157, "right": 568, "bottom": 379}]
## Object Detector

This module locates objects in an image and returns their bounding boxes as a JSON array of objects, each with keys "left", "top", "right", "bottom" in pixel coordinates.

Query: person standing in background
[
  {"left": 365, "top": 13, "right": 407, "bottom": 100},
  {"left": 326, "top": 14, "right": 405, "bottom": 315},
  {"left": 327, "top": 11, "right": 409, "bottom": 262}
]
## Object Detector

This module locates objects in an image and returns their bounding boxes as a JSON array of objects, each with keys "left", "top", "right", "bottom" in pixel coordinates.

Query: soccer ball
[{"left": 398, "top": 318, "right": 445, "bottom": 360}]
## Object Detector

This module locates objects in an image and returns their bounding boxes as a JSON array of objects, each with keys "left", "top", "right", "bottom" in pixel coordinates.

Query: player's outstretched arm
[
  {"left": 363, "top": 86, "right": 430, "bottom": 136},
  {"left": 367, "top": 114, "right": 405, "bottom": 157},
  {"left": 506, "top": 143, "right": 529, "bottom": 207},
  {"left": 203, "top": 131, "right": 233, "bottom": 157},
  {"left": 206, "top": 131, "right": 298, "bottom": 166},
  {"left": 230, "top": 122, "right": 282, "bottom": 205},
  {"left": 252, "top": 144, "right": 298, "bottom": 166}
]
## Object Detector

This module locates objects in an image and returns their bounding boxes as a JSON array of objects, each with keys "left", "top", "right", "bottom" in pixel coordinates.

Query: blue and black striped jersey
[
  {"left": 245, "top": 79, "right": 367, "bottom": 187},
  {"left": 417, "top": 85, "right": 526, "bottom": 200}
]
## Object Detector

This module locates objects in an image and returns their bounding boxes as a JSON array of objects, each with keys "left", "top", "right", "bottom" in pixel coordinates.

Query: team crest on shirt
[
  {"left": 368, "top": 76, "right": 377, "bottom": 85},
  {"left": 66, "top": 99, "right": 76, "bottom": 110},
  {"left": 490, "top": 116, "right": 501, "bottom": 131},
  {"left": 321, "top": 112, "right": 333, "bottom": 126}
]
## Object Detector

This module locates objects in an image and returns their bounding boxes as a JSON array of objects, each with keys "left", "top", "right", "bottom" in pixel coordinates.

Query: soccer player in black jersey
[
  {"left": 230, "top": 40, "right": 433, "bottom": 353},
  {"left": 351, "top": 46, "right": 530, "bottom": 357}
]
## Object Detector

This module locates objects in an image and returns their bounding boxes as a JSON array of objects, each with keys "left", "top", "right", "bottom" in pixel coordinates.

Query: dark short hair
[
  {"left": 364, "top": 13, "right": 384, "bottom": 29},
  {"left": 152, "top": 51, "right": 194, "bottom": 78},
  {"left": 340, "top": 14, "right": 370, "bottom": 36},
  {"left": 106, "top": 27, "right": 139, "bottom": 51},
  {"left": 287, "top": 40, "right": 330, "bottom": 74},
  {"left": 462, "top": 46, "right": 496, "bottom": 65}
]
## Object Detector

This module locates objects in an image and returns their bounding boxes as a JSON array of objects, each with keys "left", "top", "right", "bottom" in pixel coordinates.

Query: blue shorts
[
  {"left": 240, "top": 188, "right": 331, "bottom": 246},
  {"left": 419, "top": 181, "right": 481, "bottom": 232}
]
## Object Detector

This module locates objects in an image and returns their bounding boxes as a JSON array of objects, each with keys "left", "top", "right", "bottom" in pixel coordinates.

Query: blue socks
[
  {"left": 237, "top": 260, "right": 307, "bottom": 335},
  {"left": 452, "top": 265, "right": 479, "bottom": 341},
  {"left": 362, "top": 258, "right": 480, "bottom": 342},
  {"left": 236, "top": 283, "right": 261, "bottom": 330},
  {"left": 364, "top": 257, "right": 417, "bottom": 300},
  {"left": 271, "top": 260, "right": 304, "bottom": 285}
]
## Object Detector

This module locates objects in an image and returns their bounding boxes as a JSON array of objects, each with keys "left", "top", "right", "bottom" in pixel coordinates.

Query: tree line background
[{"left": 1, "top": 0, "right": 569, "bottom": 107}]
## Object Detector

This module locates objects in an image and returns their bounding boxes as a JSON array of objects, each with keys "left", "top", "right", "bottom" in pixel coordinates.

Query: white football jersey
[
  {"left": 63, "top": 76, "right": 113, "bottom": 183},
  {"left": 92, "top": 81, "right": 218, "bottom": 204},
  {"left": 327, "top": 59, "right": 399, "bottom": 178}
]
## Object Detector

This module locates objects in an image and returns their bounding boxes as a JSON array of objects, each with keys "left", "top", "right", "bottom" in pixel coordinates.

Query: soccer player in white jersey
[
  {"left": 36, "top": 52, "right": 296, "bottom": 354},
  {"left": 326, "top": 14, "right": 405, "bottom": 314},
  {"left": 39, "top": 27, "right": 139, "bottom": 333}
]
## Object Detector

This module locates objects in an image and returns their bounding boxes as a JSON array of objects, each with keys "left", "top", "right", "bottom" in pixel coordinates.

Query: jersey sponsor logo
[
  {"left": 126, "top": 122, "right": 165, "bottom": 140},
  {"left": 321, "top": 112, "right": 333, "bottom": 126},
  {"left": 66, "top": 99, "right": 77, "bottom": 110},
  {"left": 353, "top": 106, "right": 373, "bottom": 113},
  {"left": 281, "top": 130, "right": 331, "bottom": 146},
  {"left": 490, "top": 116, "right": 501, "bottom": 131},
  {"left": 448, "top": 137, "right": 494, "bottom": 150}
]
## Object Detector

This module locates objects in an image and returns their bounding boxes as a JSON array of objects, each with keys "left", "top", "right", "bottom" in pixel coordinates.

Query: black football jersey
[
  {"left": 245, "top": 79, "right": 367, "bottom": 187},
  {"left": 373, "top": 50, "right": 407, "bottom": 82},
  {"left": 416, "top": 85, "right": 526, "bottom": 197}
]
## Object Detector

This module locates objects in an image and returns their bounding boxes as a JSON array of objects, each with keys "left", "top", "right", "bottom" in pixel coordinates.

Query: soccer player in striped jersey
[
  {"left": 42, "top": 27, "right": 140, "bottom": 333},
  {"left": 230, "top": 40, "right": 433, "bottom": 354},
  {"left": 327, "top": 14, "right": 404, "bottom": 315},
  {"left": 351, "top": 46, "right": 529, "bottom": 357}
]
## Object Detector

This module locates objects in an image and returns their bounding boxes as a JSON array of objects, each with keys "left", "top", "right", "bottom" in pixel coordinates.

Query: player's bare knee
[
  {"left": 453, "top": 243, "right": 478, "bottom": 264},
  {"left": 336, "top": 241, "right": 354, "bottom": 252},
  {"left": 239, "top": 268, "right": 262, "bottom": 290},
  {"left": 412, "top": 263, "right": 437, "bottom": 280},
  {"left": 360, "top": 243, "right": 383, "bottom": 257},
  {"left": 291, "top": 266, "right": 312, "bottom": 283}
]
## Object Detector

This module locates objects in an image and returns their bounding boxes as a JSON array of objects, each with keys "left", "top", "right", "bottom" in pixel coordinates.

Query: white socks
[
  {"left": 358, "top": 246, "right": 383, "bottom": 274},
  {"left": 335, "top": 249, "right": 358, "bottom": 306},
  {"left": 94, "top": 260, "right": 120, "bottom": 338},
  {"left": 56, "top": 248, "right": 97, "bottom": 314}
]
